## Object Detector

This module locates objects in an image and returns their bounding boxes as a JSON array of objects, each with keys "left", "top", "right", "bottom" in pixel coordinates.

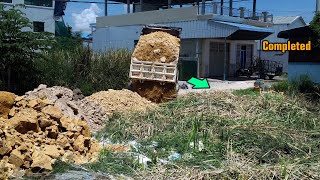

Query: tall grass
[
  {"left": 92, "top": 92, "right": 320, "bottom": 179},
  {"left": 35, "top": 47, "right": 131, "bottom": 95},
  {"left": 273, "top": 75, "right": 319, "bottom": 100}
]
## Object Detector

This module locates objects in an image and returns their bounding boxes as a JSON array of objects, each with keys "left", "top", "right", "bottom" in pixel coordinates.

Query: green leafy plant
[{"left": 0, "top": 4, "right": 54, "bottom": 93}]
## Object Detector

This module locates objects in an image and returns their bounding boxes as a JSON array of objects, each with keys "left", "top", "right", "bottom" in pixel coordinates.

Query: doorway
[{"left": 209, "top": 42, "right": 230, "bottom": 77}]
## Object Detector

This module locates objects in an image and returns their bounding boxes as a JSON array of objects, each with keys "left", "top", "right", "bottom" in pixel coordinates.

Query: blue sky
[{"left": 64, "top": 0, "right": 316, "bottom": 33}]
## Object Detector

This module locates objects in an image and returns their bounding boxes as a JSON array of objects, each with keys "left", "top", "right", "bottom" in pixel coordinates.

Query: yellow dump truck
[{"left": 129, "top": 25, "right": 182, "bottom": 103}]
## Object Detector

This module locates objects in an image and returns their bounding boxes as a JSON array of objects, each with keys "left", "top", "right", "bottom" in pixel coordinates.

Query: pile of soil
[
  {"left": 0, "top": 95, "right": 101, "bottom": 179},
  {"left": 130, "top": 81, "right": 178, "bottom": 103},
  {"left": 23, "top": 85, "right": 107, "bottom": 133},
  {"left": 132, "top": 31, "right": 180, "bottom": 63},
  {"left": 84, "top": 89, "right": 156, "bottom": 117}
]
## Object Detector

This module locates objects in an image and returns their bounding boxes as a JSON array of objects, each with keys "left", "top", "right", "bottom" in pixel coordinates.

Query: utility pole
[
  {"left": 104, "top": 0, "right": 108, "bottom": 16},
  {"left": 220, "top": 0, "right": 224, "bottom": 15},
  {"left": 229, "top": 0, "right": 233, "bottom": 16},
  {"left": 253, "top": 0, "right": 257, "bottom": 18},
  {"left": 317, "top": 0, "right": 320, "bottom": 13}
]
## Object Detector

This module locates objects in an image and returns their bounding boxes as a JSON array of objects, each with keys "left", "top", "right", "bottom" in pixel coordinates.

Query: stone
[
  {"left": 0, "top": 159, "right": 15, "bottom": 180},
  {"left": 31, "top": 150, "right": 53, "bottom": 171},
  {"left": 89, "top": 141, "right": 101, "bottom": 154},
  {"left": 43, "top": 145, "right": 60, "bottom": 158},
  {"left": 9, "top": 149, "right": 25, "bottom": 168},
  {"left": 39, "top": 117, "right": 52, "bottom": 129},
  {"left": 73, "top": 135, "right": 90, "bottom": 152},
  {"left": 77, "top": 120, "right": 91, "bottom": 137},
  {"left": 0, "top": 141, "right": 12, "bottom": 155},
  {"left": 41, "top": 105, "right": 63, "bottom": 120},
  {"left": 8, "top": 109, "right": 40, "bottom": 134},
  {"left": 0, "top": 91, "right": 16, "bottom": 119},
  {"left": 46, "top": 125, "right": 59, "bottom": 139},
  {"left": 59, "top": 116, "right": 73, "bottom": 130},
  {"left": 27, "top": 99, "right": 39, "bottom": 108}
]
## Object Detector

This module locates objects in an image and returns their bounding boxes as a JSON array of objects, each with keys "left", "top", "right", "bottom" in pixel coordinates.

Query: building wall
[
  {"left": 202, "top": 39, "right": 257, "bottom": 77},
  {"left": 288, "top": 63, "right": 320, "bottom": 83},
  {"left": 1, "top": 0, "right": 55, "bottom": 33},
  {"left": 93, "top": 20, "right": 237, "bottom": 51},
  {"left": 259, "top": 19, "right": 306, "bottom": 73}
]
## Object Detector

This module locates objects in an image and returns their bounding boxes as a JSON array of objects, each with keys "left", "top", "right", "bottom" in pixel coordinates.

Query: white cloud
[{"left": 72, "top": 3, "right": 101, "bottom": 33}]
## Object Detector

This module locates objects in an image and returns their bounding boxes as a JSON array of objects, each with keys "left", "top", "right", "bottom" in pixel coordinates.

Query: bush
[
  {"left": 273, "top": 75, "right": 318, "bottom": 99},
  {"left": 35, "top": 47, "right": 131, "bottom": 95}
]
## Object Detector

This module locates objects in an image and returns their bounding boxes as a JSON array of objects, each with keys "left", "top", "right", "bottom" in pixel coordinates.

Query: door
[
  {"left": 209, "top": 42, "right": 230, "bottom": 77},
  {"left": 240, "top": 45, "right": 247, "bottom": 68}
]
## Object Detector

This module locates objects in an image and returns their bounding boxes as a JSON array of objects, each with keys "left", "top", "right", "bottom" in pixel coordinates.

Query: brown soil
[
  {"left": 85, "top": 89, "right": 157, "bottom": 117},
  {"left": 130, "top": 80, "right": 178, "bottom": 103},
  {"left": 132, "top": 31, "right": 180, "bottom": 63}
]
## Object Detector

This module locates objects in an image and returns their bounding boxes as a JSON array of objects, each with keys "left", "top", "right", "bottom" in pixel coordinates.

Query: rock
[
  {"left": 9, "top": 149, "right": 25, "bottom": 168},
  {"left": 73, "top": 135, "right": 90, "bottom": 152},
  {"left": 0, "top": 142, "right": 12, "bottom": 155},
  {"left": 77, "top": 120, "right": 91, "bottom": 137},
  {"left": 9, "top": 109, "right": 40, "bottom": 134},
  {"left": 59, "top": 116, "right": 73, "bottom": 130},
  {"left": 42, "top": 105, "right": 63, "bottom": 120},
  {"left": 0, "top": 158, "right": 15, "bottom": 180},
  {"left": 0, "top": 91, "right": 16, "bottom": 119},
  {"left": 104, "top": 144, "right": 131, "bottom": 153},
  {"left": 46, "top": 125, "right": 59, "bottom": 139},
  {"left": 39, "top": 117, "right": 52, "bottom": 129},
  {"left": 31, "top": 150, "right": 53, "bottom": 171},
  {"left": 43, "top": 145, "right": 60, "bottom": 158}
]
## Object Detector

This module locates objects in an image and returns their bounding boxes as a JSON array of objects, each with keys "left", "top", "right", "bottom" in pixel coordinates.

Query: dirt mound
[
  {"left": 84, "top": 89, "right": 156, "bottom": 116},
  {"left": 132, "top": 31, "right": 180, "bottom": 63},
  {"left": 23, "top": 85, "right": 106, "bottom": 132},
  {"left": 130, "top": 81, "right": 178, "bottom": 103},
  {"left": 0, "top": 96, "right": 101, "bottom": 179},
  {"left": 0, "top": 92, "right": 16, "bottom": 119}
]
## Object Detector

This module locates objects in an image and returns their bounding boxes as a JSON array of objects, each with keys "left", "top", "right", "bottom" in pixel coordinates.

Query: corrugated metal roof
[
  {"left": 214, "top": 21, "right": 274, "bottom": 33},
  {"left": 273, "top": 16, "right": 300, "bottom": 25}
]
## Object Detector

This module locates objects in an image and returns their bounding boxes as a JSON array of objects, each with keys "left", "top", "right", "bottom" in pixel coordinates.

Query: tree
[
  {"left": 310, "top": 12, "right": 320, "bottom": 47},
  {"left": 0, "top": 5, "right": 54, "bottom": 93}
]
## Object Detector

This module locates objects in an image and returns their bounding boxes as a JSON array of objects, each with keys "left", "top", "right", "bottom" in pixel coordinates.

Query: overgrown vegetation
[
  {"left": 0, "top": 5, "right": 54, "bottom": 94},
  {"left": 0, "top": 5, "right": 131, "bottom": 95},
  {"left": 272, "top": 75, "right": 320, "bottom": 99},
  {"left": 92, "top": 92, "right": 320, "bottom": 179},
  {"left": 36, "top": 48, "right": 131, "bottom": 95}
]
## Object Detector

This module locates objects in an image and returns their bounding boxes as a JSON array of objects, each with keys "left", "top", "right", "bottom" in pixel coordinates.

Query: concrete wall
[
  {"left": 1, "top": 0, "right": 55, "bottom": 33},
  {"left": 288, "top": 63, "right": 320, "bottom": 83}
]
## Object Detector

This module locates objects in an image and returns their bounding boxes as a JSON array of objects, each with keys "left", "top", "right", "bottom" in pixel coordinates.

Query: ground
[{"left": 44, "top": 88, "right": 320, "bottom": 180}]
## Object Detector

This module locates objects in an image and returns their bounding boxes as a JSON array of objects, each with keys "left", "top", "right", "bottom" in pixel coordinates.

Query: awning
[
  {"left": 215, "top": 21, "right": 274, "bottom": 40},
  {"left": 278, "top": 26, "right": 314, "bottom": 39}
]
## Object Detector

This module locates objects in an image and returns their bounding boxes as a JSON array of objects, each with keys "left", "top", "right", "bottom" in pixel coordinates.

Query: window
[
  {"left": 0, "top": 0, "right": 12, "bottom": 3},
  {"left": 33, "top": 21, "right": 44, "bottom": 32},
  {"left": 25, "top": 0, "right": 52, "bottom": 7}
]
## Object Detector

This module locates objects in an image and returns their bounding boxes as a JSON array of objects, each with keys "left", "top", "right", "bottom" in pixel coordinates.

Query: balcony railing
[{"left": 200, "top": 3, "right": 273, "bottom": 23}]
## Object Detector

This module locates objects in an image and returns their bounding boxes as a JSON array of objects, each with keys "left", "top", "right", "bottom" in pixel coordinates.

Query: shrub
[{"left": 35, "top": 47, "right": 131, "bottom": 95}]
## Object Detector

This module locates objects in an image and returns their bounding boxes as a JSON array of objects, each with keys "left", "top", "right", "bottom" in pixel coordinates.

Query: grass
[{"left": 92, "top": 91, "right": 320, "bottom": 179}]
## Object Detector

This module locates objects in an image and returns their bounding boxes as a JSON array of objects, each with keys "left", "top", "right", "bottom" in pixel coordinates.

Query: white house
[
  {"left": 259, "top": 16, "right": 307, "bottom": 73},
  {"left": 93, "top": 1, "right": 274, "bottom": 80},
  {"left": 0, "top": 0, "right": 67, "bottom": 34}
]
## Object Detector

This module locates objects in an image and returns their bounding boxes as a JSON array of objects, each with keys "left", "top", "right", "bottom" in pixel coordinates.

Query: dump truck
[{"left": 129, "top": 25, "right": 182, "bottom": 103}]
